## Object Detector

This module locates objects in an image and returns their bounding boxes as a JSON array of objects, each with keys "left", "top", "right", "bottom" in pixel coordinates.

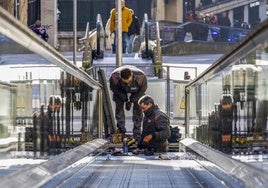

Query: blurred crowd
[{"left": 185, "top": 10, "right": 260, "bottom": 30}]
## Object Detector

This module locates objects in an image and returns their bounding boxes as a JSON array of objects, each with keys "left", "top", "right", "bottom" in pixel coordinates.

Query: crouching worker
[
  {"left": 134, "top": 95, "right": 170, "bottom": 155},
  {"left": 109, "top": 65, "right": 147, "bottom": 140}
]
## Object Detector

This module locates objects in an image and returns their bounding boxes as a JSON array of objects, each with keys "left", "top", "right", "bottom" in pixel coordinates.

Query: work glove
[
  {"left": 129, "top": 95, "right": 137, "bottom": 103},
  {"left": 116, "top": 94, "right": 128, "bottom": 102},
  {"left": 143, "top": 134, "right": 152, "bottom": 143},
  {"left": 125, "top": 101, "right": 132, "bottom": 111}
]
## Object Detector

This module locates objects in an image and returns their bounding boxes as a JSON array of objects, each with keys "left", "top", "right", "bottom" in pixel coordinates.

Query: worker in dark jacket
[
  {"left": 109, "top": 65, "right": 147, "bottom": 140},
  {"left": 135, "top": 95, "right": 171, "bottom": 153}
]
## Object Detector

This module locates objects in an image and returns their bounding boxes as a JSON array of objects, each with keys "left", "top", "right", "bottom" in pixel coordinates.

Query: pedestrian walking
[{"left": 109, "top": 0, "right": 132, "bottom": 53}]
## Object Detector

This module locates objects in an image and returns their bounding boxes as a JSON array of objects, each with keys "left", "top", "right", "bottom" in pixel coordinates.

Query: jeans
[
  {"left": 113, "top": 32, "right": 128, "bottom": 53},
  {"left": 122, "top": 32, "right": 128, "bottom": 53},
  {"left": 126, "top": 34, "right": 135, "bottom": 53}
]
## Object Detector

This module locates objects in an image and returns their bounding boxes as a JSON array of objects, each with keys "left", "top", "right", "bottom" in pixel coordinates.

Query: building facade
[
  {"left": 0, "top": 0, "right": 267, "bottom": 48},
  {"left": 159, "top": 0, "right": 266, "bottom": 27}
]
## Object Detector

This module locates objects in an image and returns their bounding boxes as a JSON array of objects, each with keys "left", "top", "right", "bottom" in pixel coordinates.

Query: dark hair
[
  {"left": 138, "top": 95, "right": 154, "bottom": 105},
  {"left": 35, "top": 20, "right": 41, "bottom": 27},
  {"left": 120, "top": 68, "right": 132, "bottom": 79},
  {"left": 49, "top": 95, "right": 61, "bottom": 104},
  {"left": 184, "top": 71, "right": 190, "bottom": 80}
]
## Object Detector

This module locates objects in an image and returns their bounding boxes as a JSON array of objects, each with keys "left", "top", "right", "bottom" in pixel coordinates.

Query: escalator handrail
[
  {"left": 140, "top": 13, "right": 162, "bottom": 60},
  {"left": 96, "top": 13, "right": 105, "bottom": 54},
  {"left": 0, "top": 6, "right": 102, "bottom": 91}
]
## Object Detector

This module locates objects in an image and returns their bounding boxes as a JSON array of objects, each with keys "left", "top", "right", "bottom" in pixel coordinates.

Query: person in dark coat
[
  {"left": 30, "top": 20, "right": 49, "bottom": 41},
  {"left": 218, "top": 12, "right": 231, "bottom": 42},
  {"left": 136, "top": 95, "right": 171, "bottom": 153},
  {"left": 126, "top": 9, "right": 140, "bottom": 53},
  {"left": 109, "top": 65, "right": 147, "bottom": 140}
]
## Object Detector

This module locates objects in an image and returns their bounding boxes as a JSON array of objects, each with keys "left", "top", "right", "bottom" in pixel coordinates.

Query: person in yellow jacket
[{"left": 109, "top": 0, "right": 133, "bottom": 53}]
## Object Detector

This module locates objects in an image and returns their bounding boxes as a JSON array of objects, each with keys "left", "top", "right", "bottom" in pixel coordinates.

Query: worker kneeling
[{"left": 133, "top": 95, "right": 171, "bottom": 155}]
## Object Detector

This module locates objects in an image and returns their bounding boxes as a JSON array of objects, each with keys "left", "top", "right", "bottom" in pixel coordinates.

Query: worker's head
[
  {"left": 184, "top": 71, "right": 190, "bottom": 80},
  {"left": 138, "top": 95, "right": 155, "bottom": 112},
  {"left": 48, "top": 95, "right": 61, "bottom": 112},
  {"left": 120, "top": 68, "right": 133, "bottom": 86}
]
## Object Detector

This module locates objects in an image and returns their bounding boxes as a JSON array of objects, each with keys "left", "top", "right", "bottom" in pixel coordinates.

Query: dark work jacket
[
  {"left": 140, "top": 105, "right": 171, "bottom": 152},
  {"left": 109, "top": 65, "right": 147, "bottom": 102},
  {"left": 128, "top": 15, "right": 140, "bottom": 36}
]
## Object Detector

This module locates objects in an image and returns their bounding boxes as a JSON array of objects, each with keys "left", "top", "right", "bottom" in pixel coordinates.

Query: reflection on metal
[
  {"left": 184, "top": 19, "right": 268, "bottom": 154},
  {"left": 0, "top": 6, "right": 101, "bottom": 91},
  {"left": 0, "top": 6, "right": 103, "bottom": 142},
  {"left": 180, "top": 138, "right": 268, "bottom": 188},
  {"left": 0, "top": 139, "right": 108, "bottom": 188}
]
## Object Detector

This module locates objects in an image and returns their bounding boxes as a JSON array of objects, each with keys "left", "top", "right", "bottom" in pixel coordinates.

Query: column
[
  {"left": 41, "top": 0, "right": 58, "bottom": 48},
  {"left": 244, "top": 4, "right": 249, "bottom": 22},
  {"left": 228, "top": 9, "right": 234, "bottom": 26},
  {"left": 152, "top": 0, "right": 165, "bottom": 20},
  {"left": 19, "top": 0, "right": 28, "bottom": 25}
]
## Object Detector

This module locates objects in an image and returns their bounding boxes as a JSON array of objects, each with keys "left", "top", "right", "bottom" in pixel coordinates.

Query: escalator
[{"left": 78, "top": 13, "right": 162, "bottom": 69}]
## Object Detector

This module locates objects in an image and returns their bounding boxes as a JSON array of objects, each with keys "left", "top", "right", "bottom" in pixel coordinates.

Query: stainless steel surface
[
  {"left": 42, "top": 153, "right": 243, "bottom": 188},
  {"left": 180, "top": 138, "right": 268, "bottom": 188},
  {"left": 0, "top": 139, "right": 108, "bottom": 188}
]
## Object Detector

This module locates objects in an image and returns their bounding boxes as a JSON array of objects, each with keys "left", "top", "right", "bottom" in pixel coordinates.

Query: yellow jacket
[{"left": 110, "top": 7, "right": 133, "bottom": 33}]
